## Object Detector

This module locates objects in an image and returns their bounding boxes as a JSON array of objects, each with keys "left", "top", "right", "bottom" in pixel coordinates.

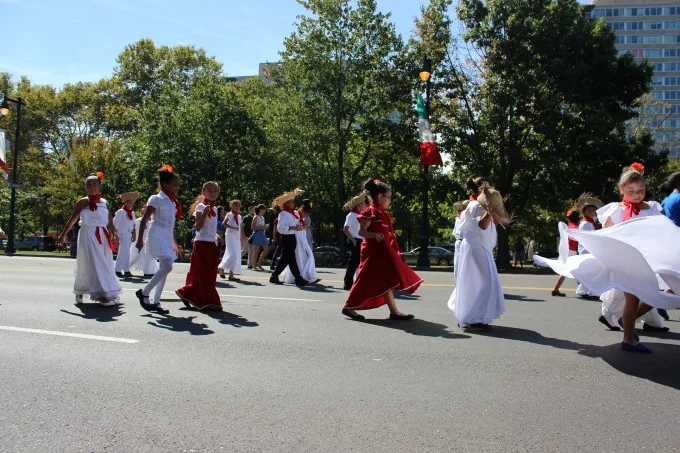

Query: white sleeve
[
  {"left": 147, "top": 195, "right": 161, "bottom": 210},
  {"left": 278, "top": 213, "right": 291, "bottom": 234},
  {"left": 195, "top": 203, "right": 205, "bottom": 217},
  {"left": 344, "top": 213, "right": 352, "bottom": 228},
  {"left": 113, "top": 210, "right": 124, "bottom": 229},
  {"left": 597, "top": 202, "right": 619, "bottom": 225}
]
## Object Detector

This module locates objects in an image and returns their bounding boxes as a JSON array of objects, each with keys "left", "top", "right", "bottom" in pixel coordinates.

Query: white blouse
[
  {"left": 194, "top": 203, "right": 218, "bottom": 243},
  {"left": 344, "top": 212, "right": 362, "bottom": 240},
  {"left": 147, "top": 192, "right": 177, "bottom": 244},
  {"left": 277, "top": 210, "right": 301, "bottom": 236}
]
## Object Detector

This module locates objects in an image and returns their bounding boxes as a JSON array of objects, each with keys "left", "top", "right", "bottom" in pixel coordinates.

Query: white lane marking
[
  {"left": 120, "top": 288, "right": 322, "bottom": 302},
  {"left": 0, "top": 326, "right": 139, "bottom": 344}
]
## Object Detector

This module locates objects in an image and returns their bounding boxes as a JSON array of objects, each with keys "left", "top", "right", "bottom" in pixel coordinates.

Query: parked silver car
[{"left": 400, "top": 246, "right": 454, "bottom": 266}]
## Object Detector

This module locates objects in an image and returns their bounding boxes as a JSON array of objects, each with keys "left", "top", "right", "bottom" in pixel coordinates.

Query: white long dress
[
  {"left": 453, "top": 215, "right": 463, "bottom": 278},
  {"left": 130, "top": 218, "right": 159, "bottom": 275},
  {"left": 447, "top": 201, "right": 505, "bottom": 327},
  {"left": 113, "top": 208, "right": 135, "bottom": 273},
  {"left": 574, "top": 219, "right": 595, "bottom": 297},
  {"left": 281, "top": 228, "right": 318, "bottom": 283},
  {"left": 534, "top": 212, "right": 680, "bottom": 311},
  {"left": 74, "top": 200, "right": 121, "bottom": 302},
  {"left": 146, "top": 192, "right": 178, "bottom": 260},
  {"left": 218, "top": 212, "right": 242, "bottom": 274}
]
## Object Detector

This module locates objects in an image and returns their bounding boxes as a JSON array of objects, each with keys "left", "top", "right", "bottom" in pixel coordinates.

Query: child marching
[
  {"left": 447, "top": 182, "right": 509, "bottom": 331},
  {"left": 57, "top": 173, "right": 122, "bottom": 306},
  {"left": 342, "top": 192, "right": 369, "bottom": 290},
  {"left": 342, "top": 179, "right": 422, "bottom": 321},
  {"left": 269, "top": 188, "right": 308, "bottom": 287},
  {"left": 113, "top": 192, "right": 140, "bottom": 278},
  {"left": 135, "top": 165, "right": 183, "bottom": 314},
  {"left": 218, "top": 200, "right": 244, "bottom": 281},
  {"left": 176, "top": 182, "right": 223, "bottom": 311}
]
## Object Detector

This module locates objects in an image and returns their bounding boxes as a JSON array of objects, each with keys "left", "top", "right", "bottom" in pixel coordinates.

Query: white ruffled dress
[
  {"left": 282, "top": 229, "right": 318, "bottom": 283},
  {"left": 74, "top": 201, "right": 121, "bottom": 302},
  {"left": 447, "top": 201, "right": 505, "bottom": 327}
]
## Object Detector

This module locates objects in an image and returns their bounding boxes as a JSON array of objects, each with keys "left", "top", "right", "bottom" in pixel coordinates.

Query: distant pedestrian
[
  {"left": 342, "top": 179, "right": 421, "bottom": 321},
  {"left": 513, "top": 239, "right": 525, "bottom": 268},
  {"left": 176, "top": 181, "right": 222, "bottom": 311},
  {"left": 242, "top": 205, "right": 256, "bottom": 269},
  {"left": 135, "top": 165, "right": 183, "bottom": 315},
  {"left": 113, "top": 192, "right": 139, "bottom": 278},
  {"left": 57, "top": 172, "right": 121, "bottom": 306},
  {"left": 269, "top": 188, "right": 308, "bottom": 287},
  {"left": 342, "top": 191, "right": 368, "bottom": 290},
  {"left": 551, "top": 209, "right": 581, "bottom": 298},
  {"left": 218, "top": 200, "right": 244, "bottom": 281},
  {"left": 269, "top": 206, "right": 283, "bottom": 270},
  {"left": 250, "top": 204, "right": 271, "bottom": 271},
  {"left": 661, "top": 172, "right": 680, "bottom": 227}
]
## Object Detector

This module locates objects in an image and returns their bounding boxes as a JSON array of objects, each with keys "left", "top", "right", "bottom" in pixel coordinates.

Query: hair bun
[
  {"left": 363, "top": 179, "right": 376, "bottom": 191},
  {"left": 159, "top": 164, "right": 174, "bottom": 173}
]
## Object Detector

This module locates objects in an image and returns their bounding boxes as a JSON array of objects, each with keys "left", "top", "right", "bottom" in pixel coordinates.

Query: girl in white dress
[
  {"left": 113, "top": 192, "right": 139, "bottom": 278},
  {"left": 129, "top": 205, "right": 159, "bottom": 277},
  {"left": 452, "top": 199, "right": 470, "bottom": 283},
  {"left": 57, "top": 173, "right": 122, "bottom": 306},
  {"left": 218, "top": 200, "right": 243, "bottom": 280},
  {"left": 448, "top": 183, "right": 509, "bottom": 330},
  {"left": 135, "top": 165, "right": 183, "bottom": 314},
  {"left": 282, "top": 204, "right": 318, "bottom": 284}
]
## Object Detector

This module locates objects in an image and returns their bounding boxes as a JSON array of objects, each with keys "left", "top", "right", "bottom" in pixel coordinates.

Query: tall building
[{"left": 590, "top": 0, "right": 680, "bottom": 159}]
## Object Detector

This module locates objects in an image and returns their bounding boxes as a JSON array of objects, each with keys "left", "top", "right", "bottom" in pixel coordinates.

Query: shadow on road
[
  {"left": 204, "top": 310, "right": 259, "bottom": 328},
  {"left": 229, "top": 279, "right": 265, "bottom": 287},
  {"left": 60, "top": 305, "right": 124, "bottom": 322},
  {"left": 478, "top": 326, "right": 680, "bottom": 390},
  {"left": 215, "top": 282, "right": 236, "bottom": 289},
  {"left": 142, "top": 313, "right": 214, "bottom": 335},
  {"left": 361, "top": 318, "right": 471, "bottom": 340},
  {"left": 504, "top": 293, "right": 545, "bottom": 303},
  {"left": 298, "top": 283, "right": 337, "bottom": 293},
  {"left": 394, "top": 292, "right": 421, "bottom": 301}
]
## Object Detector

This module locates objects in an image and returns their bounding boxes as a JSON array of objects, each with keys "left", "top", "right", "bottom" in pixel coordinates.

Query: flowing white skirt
[
  {"left": 282, "top": 231, "right": 317, "bottom": 283},
  {"left": 534, "top": 216, "right": 680, "bottom": 309},
  {"left": 74, "top": 226, "right": 121, "bottom": 301},
  {"left": 129, "top": 244, "right": 159, "bottom": 275},
  {"left": 448, "top": 239, "right": 505, "bottom": 327},
  {"left": 219, "top": 231, "right": 242, "bottom": 274},
  {"left": 114, "top": 234, "right": 132, "bottom": 272}
]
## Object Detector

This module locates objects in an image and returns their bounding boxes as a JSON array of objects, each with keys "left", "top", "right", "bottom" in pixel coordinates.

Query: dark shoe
[
  {"left": 551, "top": 290, "right": 566, "bottom": 297},
  {"left": 295, "top": 278, "right": 310, "bottom": 287},
  {"left": 136, "top": 289, "right": 152, "bottom": 312},
  {"left": 621, "top": 342, "right": 653, "bottom": 354},
  {"left": 389, "top": 313, "right": 414, "bottom": 321},
  {"left": 270, "top": 276, "right": 283, "bottom": 285},
  {"left": 618, "top": 317, "right": 640, "bottom": 342},
  {"left": 247, "top": 265, "right": 253, "bottom": 270},
  {"left": 580, "top": 294, "right": 600, "bottom": 301},
  {"left": 153, "top": 304, "right": 169, "bottom": 315},
  {"left": 116, "top": 271, "right": 124, "bottom": 278},
  {"left": 124, "top": 271, "right": 133, "bottom": 278},
  {"left": 658, "top": 309, "right": 670, "bottom": 321},
  {"left": 598, "top": 315, "right": 620, "bottom": 331},
  {"left": 144, "top": 274, "right": 155, "bottom": 278},
  {"left": 642, "top": 323, "right": 670, "bottom": 333},
  {"left": 343, "top": 285, "right": 352, "bottom": 291},
  {"left": 342, "top": 308, "right": 365, "bottom": 321}
]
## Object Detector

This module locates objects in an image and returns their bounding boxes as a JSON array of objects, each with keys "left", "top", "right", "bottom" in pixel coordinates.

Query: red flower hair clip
[
  {"left": 374, "top": 179, "right": 381, "bottom": 185},
  {"left": 96, "top": 171, "right": 105, "bottom": 181},
  {"left": 631, "top": 162, "right": 645, "bottom": 174},
  {"left": 159, "top": 164, "right": 174, "bottom": 173}
]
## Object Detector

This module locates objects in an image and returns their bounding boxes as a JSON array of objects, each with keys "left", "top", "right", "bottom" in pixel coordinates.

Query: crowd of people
[{"left": 55, "top": 163, "right": 680, "bottom": 355}]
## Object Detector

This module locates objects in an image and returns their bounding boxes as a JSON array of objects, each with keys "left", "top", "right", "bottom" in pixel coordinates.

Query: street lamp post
[
  {"left": 1, "top": 96, "right": 25, "bottom": 256},
  {"left": 417, "top": 57, "right": 432, "bottom": 268}
]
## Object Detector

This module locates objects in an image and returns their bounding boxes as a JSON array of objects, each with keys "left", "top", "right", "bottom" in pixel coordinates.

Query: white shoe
[
  {"left": 111, "top": 298, "right": 124, "bottom": 306},
  {"left": 98, "top": 299, "right": 116, "bottom": 307},
  {"left": 75, "top": 295, "right": 84, "bottom": 304}
]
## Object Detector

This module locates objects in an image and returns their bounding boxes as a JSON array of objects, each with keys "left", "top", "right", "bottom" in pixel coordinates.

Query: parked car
[
  {"left": 400, "top": 246, "right": 454, "bottom": 266},
  {"left": 313, "top": 246, "right": 349, "bottom": 268},
  {"left": 15, "top": 236, "right": 57, "bottom": 252}
]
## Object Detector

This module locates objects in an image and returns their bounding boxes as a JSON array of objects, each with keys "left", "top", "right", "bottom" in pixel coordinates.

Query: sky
[{"left": 1, "top": 0, "right": 433, "bottom": 87}]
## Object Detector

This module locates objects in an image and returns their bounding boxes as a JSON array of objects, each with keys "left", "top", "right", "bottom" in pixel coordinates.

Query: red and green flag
[{"left": 417, "top": 94, "right": 443, "bottom": 166}]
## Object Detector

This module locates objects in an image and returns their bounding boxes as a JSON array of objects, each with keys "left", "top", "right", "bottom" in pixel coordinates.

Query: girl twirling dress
[
  {"left": 447, "top": 200, "right": 505, "bottom": 327},
  {"left": 219, "top": 211, "right": 242, "bottom": 275},
  {"left": 74, "top": 199, "right": 121, "bottom": 303},
  {"left": 344, "top": 203, "right": 422, "bottom": 311}
]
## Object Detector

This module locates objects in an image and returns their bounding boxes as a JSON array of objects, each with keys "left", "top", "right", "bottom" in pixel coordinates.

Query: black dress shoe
[
  {"left": 658, "top": 309, "right": 670, "bottom": 321},
  {"left": 144, "top": 274, "right": 155, "bottom": 278},
  {"left": 389, "top": 313, "right": 414, "bottom": 321},
  {"left": 270, "top": 276, "right": 283, "bottom": 285},
  {"left": 152, "top": 304, "right": 169, "bottom": 315},
  {"left": 116, "top": 272, "right": 124, "bottom": 278},
  {"left": 642, "top": 323, "right": 670, "bottom": 332},
  {"left": 343, "top": 285, "right": 352, "bottom": 291},
  {"left": 136, "top": 289, "right": 152, "bottom": 312},
  {"left": 342, "top": 308, "right": 365, "bottom": 321},
  {"left": 295, "top": 278, "right": 310, "bottom": 287},
  {"left": 580, "top": 294, "right": 600, "bottom": 301},
  {"left": 124, "top": 271, "right": 133, "bottom": 278},
  {"left": 551, "top": 290, "right": 566, "bottom": 297},
  {"left": 598, "top": 315, "right": 620, "bottom": 331}
]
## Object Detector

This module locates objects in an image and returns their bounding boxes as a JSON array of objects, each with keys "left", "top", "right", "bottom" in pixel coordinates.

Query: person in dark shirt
[{"left": 241, "top": 205, "right": 256, "bottom": 269}]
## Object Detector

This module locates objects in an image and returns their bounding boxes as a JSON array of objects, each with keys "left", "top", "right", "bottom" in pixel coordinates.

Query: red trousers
[{"left": 176, "top": 240, "right": 221, "bottom": 310}]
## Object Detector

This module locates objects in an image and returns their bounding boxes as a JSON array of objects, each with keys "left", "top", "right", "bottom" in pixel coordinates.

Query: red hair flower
[
  {"left": 631, "top": 162, "right": 645, "bottom": 174},
  {"left": 159, "top": 164, "right": 174, "bottom": 173},
  {"left": 374, "top": 179, "right": 381, "bottom": 185},
  {"left": 96, "top": 171, "right": 105, "bottom": 181}
]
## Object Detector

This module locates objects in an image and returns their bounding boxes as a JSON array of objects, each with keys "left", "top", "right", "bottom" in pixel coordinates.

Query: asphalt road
[{"left": 1, "top": 256, "right": 679, "bottom": 452}]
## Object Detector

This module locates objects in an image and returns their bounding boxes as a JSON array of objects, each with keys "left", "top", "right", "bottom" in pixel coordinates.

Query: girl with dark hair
[
  {"left": 342, "top": 179, "right": 422, "bottom": 321},
  {"left": 466, "top": 176, "right": 488, "bottom": 200},
  {"left": 551, "top": 210, "right": 581, "bottom": 298},
  {"left": 57, "top": 172, "right": 122, "bottom": 306},
  {"left": 250, "top": 204, "right": 271, "bottom": 271},
  {"left": 175, "top": 181, "right": 223, "bottom": 312},
  {"left": 135, "top": 165, "right": 183, "bottom": 314},
  {"left": 218, "top": 200, "right": 244, "bottom": 281}
]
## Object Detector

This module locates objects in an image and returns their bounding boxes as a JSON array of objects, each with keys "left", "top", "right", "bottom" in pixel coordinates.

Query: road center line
[{"left": 0, "top": 326, "right": 140, "bottom": 344}]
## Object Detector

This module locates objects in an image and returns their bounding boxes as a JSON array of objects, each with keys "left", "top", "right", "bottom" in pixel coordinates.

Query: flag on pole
[
  {"left": 417, "top": 94, "right": 443, "bottom": 166},
  {"left": 0, "top": 130, "right": 9, "bottom": 178}
]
